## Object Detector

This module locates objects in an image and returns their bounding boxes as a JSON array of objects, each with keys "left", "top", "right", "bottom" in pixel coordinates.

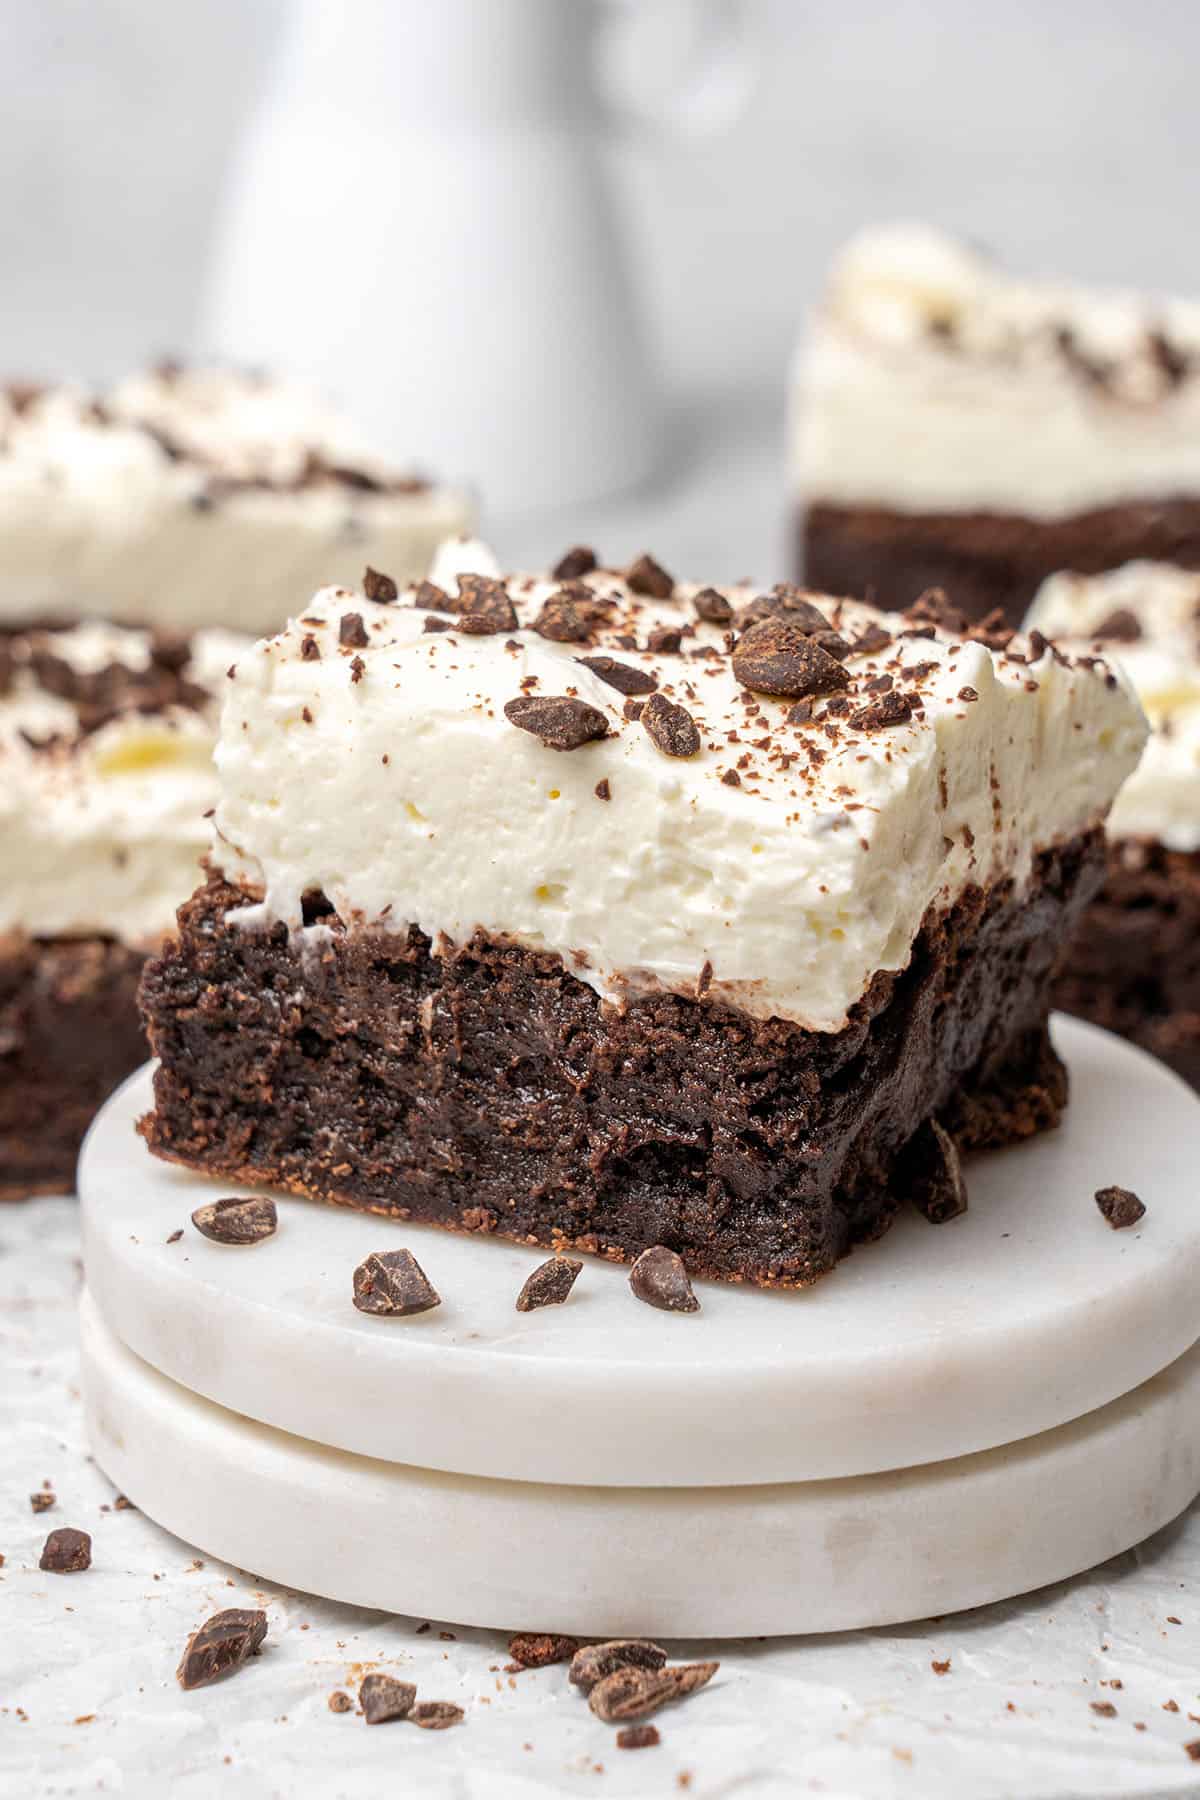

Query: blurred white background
[{"left": 4, "top": 0, "right": 1198, "bottom": 575}]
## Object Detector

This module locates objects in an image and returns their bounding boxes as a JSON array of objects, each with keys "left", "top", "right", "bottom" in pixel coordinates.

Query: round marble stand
[{"left": 80, "top": 1018, "right": 1200, "bottom": 1635}]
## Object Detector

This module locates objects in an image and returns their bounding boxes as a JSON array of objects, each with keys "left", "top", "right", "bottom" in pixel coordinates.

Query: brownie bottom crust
[
  {"left": 139, "top": 838, "right": 1101, "bottom": 1288},
  {"left": 1053, "top": 839, "right": 1200, "bottom": 1089},
  {"left": 801, "top": 498, "right": 1200, "bottom": 627},
  {"left": 1, "top": 934, "right": 149, "bottom": 1200}
]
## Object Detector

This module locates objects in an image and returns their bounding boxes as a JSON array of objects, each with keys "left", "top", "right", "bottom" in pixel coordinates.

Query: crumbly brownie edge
[
  {"left": 0, "top": 934, "right": 150, "bottom": 1199},
  {"left": 138, "top": 835, "right": 1103, "bottom": 1287},
  {"left": 800, "top": 499, "right": 1200, "bottom": 626},
  {"left": 1053, "top": 838, "right": 1200, "bottom": 1089}
]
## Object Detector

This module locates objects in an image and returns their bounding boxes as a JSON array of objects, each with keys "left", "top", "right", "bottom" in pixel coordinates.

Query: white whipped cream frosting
[
  {"left": 0, "top": 368, "right": 472, "bottom": 635},
  {"left": 1028, "top": 561, "right": 1200, "bottom": 852},
  {"left": 794, "top": 223, "right": 1200, "bottom": 518},
  {"left": 0, "top": 623, "right": 242, "bottom": 942},
  {"left": 210, "top": 547, "right": 1145, "bottom": 1033}
]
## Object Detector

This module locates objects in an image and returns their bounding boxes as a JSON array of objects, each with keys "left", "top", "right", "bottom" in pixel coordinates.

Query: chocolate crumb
[
  {"left": 732, "top": 617, "right": 851, "bottom": 701},
  {"left": 360, "top": 1673, "right": 416, "bottom": 1724},
  {"left": 176, "top": 1608, "right": 267, "bottom": 1688},
  {"left": 413, "top": 580, "right": 451, "bottom": 612},
  {"left": 617, "top": 1724, "right": 661, "bottom": 1750},
  {"left": 849, "top": 622, "right": 894, "bottom": 657},
  {"left": 349, "top": 654, "right": 366, "bottom": 683},
  {"left": 785, "top": 700, "right": 813, "bottom": 724},
  {"left": 1090, "top": 1701, "right": 1118, "bottom": 1718},
  {"left": 626, "top": 553, "right": 674, "bottom": 599},
  {"left": 39, "top": 1528, "right": 91, "bottom": 1573},
  {"left": 1093, "top": 607, "right": 1143, "bottom": 644},
  {"left": 623, "top": 697, "right": 645, "bottom": 722},
  {"left": 552, "top": 545, "right": 598, "bottom": 581},
  {"left": 509, "top": 1632, "right": 580, "bottom": 1669},
  {"left": 190, "top": 1195, "right": 278, "bottom": 1246},
  {"left": 901, "top": 1119, "right": 967, "bottom": 1224},
  {"left": 423, "top": 615, "right": 452, "bottom": 633},
  {"left": 300, "top": 634, "right": 321, "bottom": 661},
  {"left": 646, "top": 625, "right": 684, "bottom": 655},
  {"left": 504, "top": 695, "right": 609, "bottom": 751},
  {"left": 588, "top": 1661, "right": 718, "bottom": 1724},
  {"left": 629, "top": 1245, "right": 700, "bottom": 1313},
  {"left": 1185, "top": 1740, "right": 1200, "bottom": 1762},
  {"left": 30, "top": 1492, "right": 55, "bottom": 1514},
  {"left": 958, "top": 686, "right": 979, "bottom": 703},
  {"left": 352, "top": 1248, "right": 441, "bottom": 1316},
  {"left": 339, "top": 612, "right": 368, "bottom": 649},
  {"left": 850, "top": 691, "right": 914, "bottom": 732},
  {"left": 328, "top": 1690, "right": 353, "bottom": 1714},
  {"left": 411, "top": 1701, "right": 465, "bottom": 1730},
  {"left": 166, "top": 1227, "right": 184, "bottom": 1244},
  {"left": 516, "top": 1257, "right": 583, "bottom": 1312},
  {"left": 570, "top": 1641, "right": 668, "bottom": 1693},
  {"left": 363, "top": 567, "right": 399, "bottom": 604},
  {"left": 721, "top": 768, "right": 741, "bottom": 787},
  {"left": 594, "top": 778, "right": 611, "bottom": 802},
  {"left": 1094, "top": 1185, "right": 1145, "bottom": 1230},
  {"left": 906, "top": 588, "right": 967, "bottom": 636},
  {"left": 693, "top": 587, "right": 733, "bottom": 626},
  {"left": 577, "top": 655, "right": 657, "bottom": 697},
  {"left": 931, "top": 1659, "right": 951, "bottom": 1676},
  {"left": 641, "top": 692, "right": 701, "bottom": 758}
]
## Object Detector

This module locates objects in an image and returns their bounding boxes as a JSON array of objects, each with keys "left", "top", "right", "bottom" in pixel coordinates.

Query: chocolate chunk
[
  {"left": 552, "top": 545, "right": 598, "bottom": 581},
  {"left": 623, "top": 697, "right": 645, "bottom": 721},
  {"left": 360, "top": 1673, "right": 416, "bottom": 1724},
  {"left": 968, "top": 609, "right": 1014, "bottom": 653},
  {"left": 850, "top": 691, "right": 915, "bottom": 732},
  {"left": 625, "top": 553, "right": 674, "bottom": 599},
  {"left": 176, "top": 1608, "right": 268, "bottom": 1689},
  {"left": 39, "top": 1527, "right": 91, "bottom": 1572},
  {"left": 646, "top": 625, "right": 683, "bottom": 655},
  {"left": 411, "top": 1701, "right": 465, "bottom": 1730},
  {"left": 733, "top": 584, "right": 831, "bottom": 635},
  {"left": 352, "top": 1248, "right": 441, "bottom": 1315},
  {"left": 456, "top": 575, "right": 518, "bottom": 634},
  {"left": 588, "top": 1661, "right": 718, "bottom": 1724},
  {"left": 1027, "top": 629, "right": 1050, "bottom": 662},
  {"left": 515, "top": 1256, "right": 583, "bottom": 1312},
  {"left": 508, "top": 1632, "right": 580, "bottom": 1669},
  {"left": 577, "top": 655, "right": 657, "bottom": 697},
  {"left": 339, "top": 612, "right": 369, "bottom": 648},
  {"left": 693, "top": 586, "right": 733, "bottom": 626},
  {"left": 594, "top": 778, "right": 611, "bottom": 802},
  {"left": 721, "top": 768, "right": 741, "bottom": 787},
  {"left": 906, "top": 588, "right": 967, "bottom": 636},
  {"left": 958, "top": 685, "right": 979, "bottom": 703},
  {"left": 350, "top": 655, "right": 366, "bottom": 683},
  {"left": 30, "top": 1491, "right": 55, "bottom": 1513},
  {"left": 1094, "top": 1185, "right": 1146, "bottom": 1230},
  {"left": 423, "top": 615, "right": 451, "bottom": 633},
  {"left": 504, "top": 695, "right": 608, "bottom": 750},
  {"left": 413, "top": 580, "right": 452, "bottom": 612},
  {"left": 301, "top": 634, "right": 321, "bottom": 661},
  {"left": 569, "top": 1641, "right": 668, "bottom": 1693},
  {"left": 641, "top": 692, "right": 701, "bottom": 758},
  {"left": 786, "top": 699, "right": 813, "bottom": 724},
  {"left": 731, "top": 618, "right": 851, "bottom": 700},
  {"left": 190, "top": 1195, "right": 278, "bottom": 1245},
  {"left": 533, "top": 592, "right": 594, "bottom": 643},
  {"left": 629, "top": 1245, "right": 700, "bottom": 1313},
  {"left": 848, "top": 622, "right": 894, "bottom": 657},
  {"left": 362, "top": 566, "right": 398, "bottom": 604},
  {"left": 617, "top": 1724, "right": 661, "bottom": 1750},
  {"left": 1092, "top": 607, "right": 1143, "bottom": 644},
  {"left": 902, "top": 1119, "right": 967, "bottom": 1224},
  {"left": 1090, "top": 1700, "right": 1118, "bottom": 1717},
  {"left": 328, "top": 1690, "right": 353, "bottom": 1713}
]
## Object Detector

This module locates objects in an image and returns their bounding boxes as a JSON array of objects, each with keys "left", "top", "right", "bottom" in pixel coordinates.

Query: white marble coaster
[
  {"left": 81, "top": 1018, "right": 1200, "bottom": 1488},
  {"left": 81, "top": 1289, "right": 1200, "bottom": 1639}
]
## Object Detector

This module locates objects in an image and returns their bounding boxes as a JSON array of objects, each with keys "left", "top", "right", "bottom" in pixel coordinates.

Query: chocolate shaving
[
  {"left": 301, "top": 634, "right": 321, "bottom": 661},
  {"left": 551, "top": 545, "right": 598, "bottom": 581},
  {"left": 352, "top": 1248, "right": 441, "bottom": 1315},
  {"left": 411, "top": 1701, "right": 464, "bottom": 1730},
  {"left": 190, "top": 1195, "right": 278, "bottom": 1245},
  {"left": 732, "top": 618, "right": 851, "bottom": 700},
  {"left": 176, "top": 1609, "right": 267, "bottom": 1688},
  {"left": 905, "top": 588, "right": 967, "bottom": 636},
  {"left": 850, "top": 691, "right": 915, "bottom": 732},
  {"left": 456, "top": 575, "right": 519, "bottom": 634},
  {"left": 1094, "top": 1185, "right": 1146, "bottom": 1230},
  {"left": 588, "top": 1661, "right": 718, "bottom": 1724},
  {"left": 339, "top": 612, "right": 368, "bottom": 648},
  {"left": 362, "top": 566, "right": 399, "bottom": 604},
  {"left": 515, "top": 1257, "right": 583, "bottom": 1312},
  {"left": 617, "top": 1724, "right": 661, "bottom": 1750},
  {"left": 38, "top": 1527, "right": 91, "bottom": 1573},
  {"left": 504, "top": 694, "right": 609, "bottom": 750},
  {"left": 968, "top": 609, "right": 1014, "bottom": 653},
  {"left": 509, "top": 1632, "right": 580, "bottom": 1669},
  {"left": 693, "top": 587, "right": 733, "bottom": 626},
  {"left": 360, "top": 1673, "right": 416, "bottom": 1724},
  {"left": 629, "top": 1245, "right": 700, "bottom": 1313},
  {"left": 1092, "top": 607, "right": 1143, "bottom": 644},
  {"left": 625, "top": 553, "right": 674, "bottom": 599},
  {"left": 577, "top": 655, "right": 657, "bottom": 697},
  {"left": 641, "top": 692, "right": 701, "bottom": 758},
  {"left": 902, "top": 1119, "right": 967, "bottom": 1224},
  {"left": 570, "top": 1641, "right": 668, "bottom": 1693}
]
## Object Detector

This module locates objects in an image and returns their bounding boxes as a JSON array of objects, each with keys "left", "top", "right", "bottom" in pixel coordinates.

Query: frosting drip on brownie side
[
  {"left": 209, "top": 547, "right": 1145, "bottom": 1033},
  {"left": 1028, "top": 560, "right": 1200, "bottom": 852},
  {"left": 794, "top": 224, "right": 1200, "bottom": 519},
  {"left": 0, "top": 622, "right": 241, "bottom": 941}
]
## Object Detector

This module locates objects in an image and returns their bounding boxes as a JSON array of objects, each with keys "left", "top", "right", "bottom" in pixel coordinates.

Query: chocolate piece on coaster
[
  {"left": 629, "top": 1245, "right": 700, "bottom": 1313},
  {"left": 515, "top": 1257, "right": 582, "bottom": 1312},
  {"left": 191, "top": 1195, "right": 278, "bottom": 1245},
  {"left": 352, "top": 1249, "right": 441, "bottom": 1316},
  {"left": 503, "top": 695, "right": 608, "bottom": 750},
  {"left": 569, "top": 1640, "right": 668, "bottom": 1693},
  {"left": 903, "top": 1119, "right": 968, "bottom": 1224},
  {"left": 731, "top": 618, "right": 851, "bottom": 699},
  {"left": 411, "top": 1701, "right": 465, "bottom": 1730},
  {"left": 176, "top": 1608, "right": 267, "bottom": 1688},
  {"left": 588, "top": 1661, "right": 718, "bottom": 1723},
  {"left": 508, "top": 1632, "right": 579, "bottom": 1669},
  {"left": 39, "top": 1527, "right": 91, "bottom": 1573},
  {"left": 360, "top": 1673, "right": 416, "bottom": 1724},
  {"left": 1094, "top": 1185, "right": 1146, "bottom": 1229},
  {"left": 617, "top": 1724, "right": 661, "bottom": 1750}
]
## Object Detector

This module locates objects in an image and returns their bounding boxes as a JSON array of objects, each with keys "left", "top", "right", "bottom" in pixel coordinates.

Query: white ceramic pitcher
[{"left": 201, "top": 0, "right": 751, "bottom": 517}]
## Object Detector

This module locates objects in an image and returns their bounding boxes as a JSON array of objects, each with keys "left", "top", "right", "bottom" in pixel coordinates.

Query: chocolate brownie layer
[
  {"left": 1053, "top": 840, "right": 1200, "bottom": 1089},
  {"left": 801, "top": 500, "right": 1200, "bottom": 627},
  {"left": 1, "top": 935, "right": 148, "bottom": 1199},
  {"left": 139, "top": 836, "right": 1101, "bottom": 1288}
]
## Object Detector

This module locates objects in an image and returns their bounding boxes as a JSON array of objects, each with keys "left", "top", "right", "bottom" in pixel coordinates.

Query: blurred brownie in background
[
  {"left": 0, "top": 365, "right": 473, "bottom": 636},
  {"left": 1028, "top": 561, "right": 1200, "bottom": 1084},
  {"left": 793, "top": 225, "right": 1200, "bottom": 625}
]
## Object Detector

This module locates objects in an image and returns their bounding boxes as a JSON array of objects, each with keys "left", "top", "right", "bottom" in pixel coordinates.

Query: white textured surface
[
  {"left": 793, "top": 224, "right": 1200, "bottom": 518},
  {"left": 1028, "top": 562, "right": 1200, "bottom": 853},
  {"left": 79, "top": 1289, "right": 1200, "bottom": 1638},
  {"left": 211, "top": 559, "right": 1144, "bottom": 1031},
  {"left": 6, "top": 1199, "right": 1200, "bottom": 1798},
  {"left": 80, "top": 1023, "right": 1200, "bottom": 1487}
]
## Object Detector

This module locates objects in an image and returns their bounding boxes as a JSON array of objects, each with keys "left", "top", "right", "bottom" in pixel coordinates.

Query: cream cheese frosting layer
[
  {"left": 0, "top": 622, "right": 242, "bottom": 942},
  {"left": 794, "top": 223, "right": 1200, "bottom": 518},
  {"left": 211, "top": 549, "right": 1146, "bottom": 1033},
  {"left": 0, "top": 368, "right": 472, "bottom": 635},
  {"left": 1028, "top": 561, "right": 1200, "bottom": 852}
]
